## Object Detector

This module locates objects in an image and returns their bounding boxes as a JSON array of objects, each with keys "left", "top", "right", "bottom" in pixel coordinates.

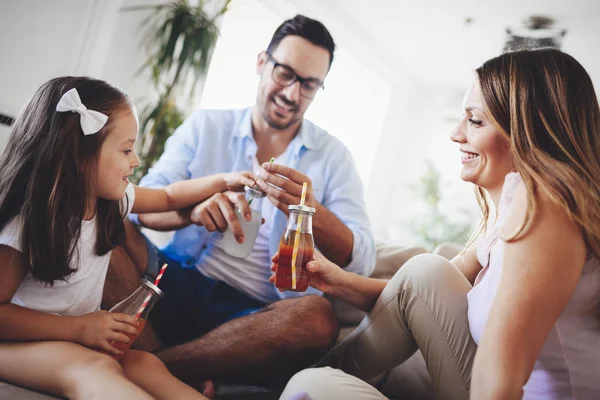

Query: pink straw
[{"left": 135, "top": 263, "right": 167, "bottom": 319}]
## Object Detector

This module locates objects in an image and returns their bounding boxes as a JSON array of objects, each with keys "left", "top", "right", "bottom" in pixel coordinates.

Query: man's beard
[{"left": 262, "top": 94, "right": 300, "bottom": 130}]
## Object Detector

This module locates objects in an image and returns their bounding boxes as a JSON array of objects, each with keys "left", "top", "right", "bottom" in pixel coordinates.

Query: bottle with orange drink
[
  {"left": 108, "top": 278, "right": 163, "bottom": 357},
  {"left": 274, "top": 198, "right": 316, "bottom": 292}
]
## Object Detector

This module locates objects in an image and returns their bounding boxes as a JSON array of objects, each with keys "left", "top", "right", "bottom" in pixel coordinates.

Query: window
[{"left": 200, "top": 0, "right": 390, "bottom": 186}]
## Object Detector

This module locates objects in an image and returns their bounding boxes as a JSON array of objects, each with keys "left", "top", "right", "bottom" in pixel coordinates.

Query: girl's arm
[
  {"left": 131, "top": 172, "right": 255, "bottom": 214},
  {"left": 0, "top": 245, "right": 139, "bottom": 356},
  {"left": 470, "top": 182, "right": 586, "bottom": 399}
]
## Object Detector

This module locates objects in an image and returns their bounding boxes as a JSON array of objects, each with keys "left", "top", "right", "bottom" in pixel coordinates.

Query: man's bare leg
[{"left": 156, "top": 295, "right": 339, "bottom": 385}]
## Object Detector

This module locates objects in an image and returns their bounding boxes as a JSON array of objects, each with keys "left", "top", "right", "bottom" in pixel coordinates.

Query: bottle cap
[
  {"left": 288, "top": 205, "right": 316, "bottom": 215},
  {"left": 140, "top": 279, "right": 164, "bottom": 298}
]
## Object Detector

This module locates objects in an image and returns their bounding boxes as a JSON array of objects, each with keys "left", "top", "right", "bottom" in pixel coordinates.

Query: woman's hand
[
  {"left": 269, "top": 250, "right": 351, "bottom": 295},
  {"left": 73, "top": 311, "right": 139, "bottom": 356},
  {"left": 220, "top": 171, "right": 256, "bottom": 192}
]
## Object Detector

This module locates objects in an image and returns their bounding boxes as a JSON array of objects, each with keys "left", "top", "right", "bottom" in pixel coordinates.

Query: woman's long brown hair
[
  {"left": 0, "top": 76, "right": 133, "bottom": 284},
  {"left": 473, "top": 48, "right": 600, "bottom": 262}
]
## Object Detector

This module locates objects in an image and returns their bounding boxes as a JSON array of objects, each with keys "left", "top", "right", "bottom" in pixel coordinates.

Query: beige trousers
[{"left": 280, "top": 254, "right": 477, "bottom": 400}]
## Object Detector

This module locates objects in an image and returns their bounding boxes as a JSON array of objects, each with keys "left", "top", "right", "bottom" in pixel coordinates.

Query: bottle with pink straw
[{"left": 108, "top": 263, "right": 168, "bottom": 357}]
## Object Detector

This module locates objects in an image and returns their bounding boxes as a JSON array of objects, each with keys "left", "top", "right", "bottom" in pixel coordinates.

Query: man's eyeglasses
[{"left": 265, "top": 52, "right": 324, "bottom": 99}]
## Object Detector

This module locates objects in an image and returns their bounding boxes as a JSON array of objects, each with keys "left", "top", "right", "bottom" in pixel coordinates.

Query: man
[{"left": 105, "top": 15, "right": 375, "bottom": 385}]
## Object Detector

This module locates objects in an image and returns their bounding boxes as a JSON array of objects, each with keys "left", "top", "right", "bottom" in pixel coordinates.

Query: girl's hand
[
  {"left": 221, "top": 171, "right": 256, "bottom": 192},
  {"left": 73, "top": 311, "right": 139, "bottom": 356},
  {"left": 269, "top": 250, "right": 351, "bottom": 294}
]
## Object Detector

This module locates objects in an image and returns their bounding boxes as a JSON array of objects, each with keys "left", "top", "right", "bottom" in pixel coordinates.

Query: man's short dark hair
[{"left": 267, "top": 15, "right": 336, "bottom": 67}]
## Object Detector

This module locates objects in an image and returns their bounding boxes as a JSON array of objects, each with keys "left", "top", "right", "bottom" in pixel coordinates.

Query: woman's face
[{"left": 450, "top": 78, "right": 513, "bottom": 193}]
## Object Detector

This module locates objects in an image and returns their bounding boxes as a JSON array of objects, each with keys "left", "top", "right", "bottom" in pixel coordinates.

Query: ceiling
[{"left": 261, "top": 0, "right": 600, "bottom": 91}]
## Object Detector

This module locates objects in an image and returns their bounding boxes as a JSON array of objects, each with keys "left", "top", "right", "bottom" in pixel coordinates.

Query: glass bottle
[
  {"left": 222, "top": 185, "right": 266, "bottom": 259},
  {"left": 108, "top": 279, "right": 164, "bottom": 357},
  {"left": 274, "top": 205, "right": 316, "bottom": 292}
]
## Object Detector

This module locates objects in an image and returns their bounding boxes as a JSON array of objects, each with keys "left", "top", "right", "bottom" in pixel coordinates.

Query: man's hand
[
  {"left": 189, "top": 191, "right": 251, "bottom": 243},
  {"left": 256, "top": 163, "right": 316, "bottom": 214}
]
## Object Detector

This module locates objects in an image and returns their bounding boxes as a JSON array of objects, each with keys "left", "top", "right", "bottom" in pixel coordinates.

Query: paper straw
[
  {"left": 135, "top": 263, "right": 167, "bottom": 319},
  {"left": 153, "top": 263, "right": 168, "bottom": 286},
  {"left": 290, "top": 182, "right": 308, "bottom": 289}
]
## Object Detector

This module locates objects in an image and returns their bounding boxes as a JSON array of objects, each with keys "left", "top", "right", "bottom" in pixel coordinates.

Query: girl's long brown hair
[
  {"left": 0, "top": 76, "right": 133, "bottom": 284},
  {"left": 473, "top": 48, "right": 600, "bottom": 261}
]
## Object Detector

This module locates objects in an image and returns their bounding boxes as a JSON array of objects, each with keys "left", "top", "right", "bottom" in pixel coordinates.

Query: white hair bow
[{"left": 55, "top": 88, "right": 108, "bottom": 135}]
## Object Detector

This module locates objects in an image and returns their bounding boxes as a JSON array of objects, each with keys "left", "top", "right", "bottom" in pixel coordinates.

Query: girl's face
[
  {"left": 95, "top": 109, "right": 140, "bottom": 201},
  {"left": 449, "top": 78, "right": 513, "bottom": 193}
]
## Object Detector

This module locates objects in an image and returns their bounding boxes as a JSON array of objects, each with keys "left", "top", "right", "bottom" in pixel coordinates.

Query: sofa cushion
[{"left": 371, "top": 239, "right": 428, "bottom": 279}]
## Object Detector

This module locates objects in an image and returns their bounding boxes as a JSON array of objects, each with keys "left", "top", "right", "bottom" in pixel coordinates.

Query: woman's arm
[
  {"left": 271, "top": 251, "right": 388, "bottom": 311},
  {"left": 332, "top": 272, "right": 389, "bottom": 312},
  {"left": 451, "top": 241, "right": 482, "bottom": 285},
  {"left": 131, "top": 172, "right": 255, "bottom": 215},
  {"left": 470, "top": 183, "right": 586, "bottom": 399}
]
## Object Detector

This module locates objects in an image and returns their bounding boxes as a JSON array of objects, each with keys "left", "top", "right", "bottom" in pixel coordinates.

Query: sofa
[{"left": 0, "top": 234, "right": 461, "bottom": 400}]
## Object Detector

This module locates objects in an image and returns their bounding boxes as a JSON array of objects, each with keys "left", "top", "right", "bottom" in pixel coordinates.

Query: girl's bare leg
[
  {"left": 120, "top": 350, "right": 209, "bottom": 400},
  {"left": 0, "top": 341, "right": 154, "bottom": 400}
]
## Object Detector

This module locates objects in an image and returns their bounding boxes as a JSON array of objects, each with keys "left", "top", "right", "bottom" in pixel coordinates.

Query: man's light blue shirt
[{"left": 134, "top": 107, "right": 375, "bottom": 300}]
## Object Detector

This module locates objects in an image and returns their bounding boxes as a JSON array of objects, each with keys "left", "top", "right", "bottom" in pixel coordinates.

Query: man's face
[{"left": 256, "top": 35, "right": 330, "bottom": 130}]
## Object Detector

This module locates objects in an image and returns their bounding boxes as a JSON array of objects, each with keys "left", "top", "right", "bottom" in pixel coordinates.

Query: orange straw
[
  {"left": 290, "top": 183, "right": 307, "bottom": 289},
  {"left": 135, "top": 263, "right": 167, "bottom": 319}
]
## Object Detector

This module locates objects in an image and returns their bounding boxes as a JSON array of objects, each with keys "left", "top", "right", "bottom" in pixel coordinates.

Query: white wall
[
  {"left": 0, "top": 0, "right": 479, "bottom": 247},
  {"left": 0, "top": 0, "right": 161, "bottom": 149},
  {"left": 363, "top": 79, "right": 479, "bottom": 245}
]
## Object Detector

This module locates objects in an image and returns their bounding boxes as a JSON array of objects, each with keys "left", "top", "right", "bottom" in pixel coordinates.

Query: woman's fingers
[{"left": 307, "top": 260, "right": 322, "bottom": 273}]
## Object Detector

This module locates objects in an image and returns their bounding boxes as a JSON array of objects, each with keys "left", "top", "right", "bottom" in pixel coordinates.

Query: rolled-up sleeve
[
  {"left": 139, "top": 114, "right": 200, "bottom": 188},
  {"left": 322, "top": 145, "right": 376, "bottom": 277},
  {"left": 275, "top": 143, "right": 375, "bottom": 300}
]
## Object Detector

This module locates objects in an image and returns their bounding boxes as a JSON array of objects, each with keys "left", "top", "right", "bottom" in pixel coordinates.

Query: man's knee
[
  {"left": 122, "top": 350, "right": 165, "bottom": 381},
  {"left": 293, "top": 295, "right": 339, "bottom": 347}
]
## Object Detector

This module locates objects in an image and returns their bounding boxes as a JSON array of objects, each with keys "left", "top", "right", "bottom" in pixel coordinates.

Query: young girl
[{"left": 0, "top": 76, "right": 255, "bottom": 399}]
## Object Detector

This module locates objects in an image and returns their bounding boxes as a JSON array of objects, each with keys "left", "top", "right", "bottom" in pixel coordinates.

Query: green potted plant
[
  {"left": 407, "top": 160, "right": 477, "bottom": 251},
  {"left": 124, "top": 0, "right": 231, "bottom": 182}
]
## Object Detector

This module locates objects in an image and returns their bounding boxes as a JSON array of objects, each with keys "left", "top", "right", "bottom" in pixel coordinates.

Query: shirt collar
[
  {"left": 234, "top": 107, "right": 254, "bottom": 139},
  {"left": 236, "top": 106, "right": 320, "bottom": 152}
]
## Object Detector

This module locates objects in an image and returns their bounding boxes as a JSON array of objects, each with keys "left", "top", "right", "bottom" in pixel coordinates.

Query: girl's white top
[{"left": 0, "top": 184, "right": 135, "bottom": 316}]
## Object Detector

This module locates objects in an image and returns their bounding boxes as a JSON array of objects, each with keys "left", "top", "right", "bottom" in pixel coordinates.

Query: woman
[{"left": 278, "top": 48, "right": 600, "bottom": 400}]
